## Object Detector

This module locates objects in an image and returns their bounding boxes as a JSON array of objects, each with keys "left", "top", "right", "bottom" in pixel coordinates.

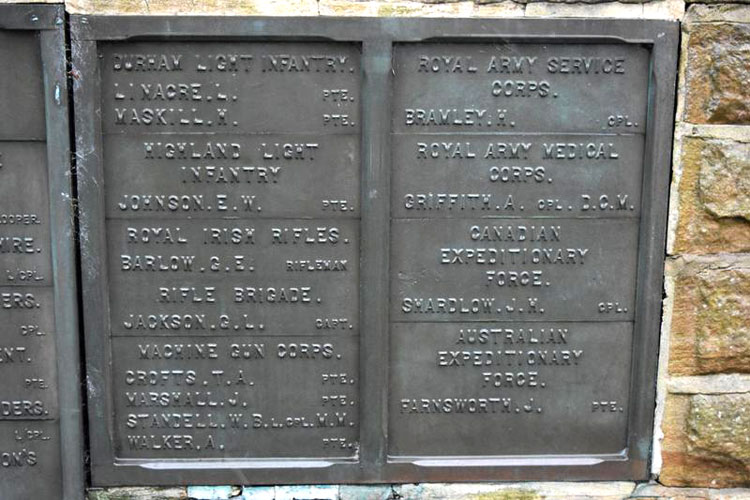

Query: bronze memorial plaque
[
  {"left": 0, "top": 5, "right": 82, "bottom": 499},
  {"left": 389, "top": 42, "right": 647, "bottom": 457},
  {"left": 73, "top": 18, "right": 678, "bottom": 484}
]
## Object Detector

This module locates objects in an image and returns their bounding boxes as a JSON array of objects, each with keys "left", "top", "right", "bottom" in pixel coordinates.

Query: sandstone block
[
  {"left": 672, "top": 137, "right": 750, "bottom": 254},
  {"left": 660, "top": 394, "right": 750, "bottom": 487},
  {"left": 66, "top": 0, "right": 318, "bottom": 15},
  {"left": 319, "top": 0, "right": 475, "bottom": 16},
  {"left": 668, "top": 257, "right": 750, "bottom": 376},
  {"left": 683, "top": 7, "right": 750, "bottom": 124},
  {"left": 87, "top": 487, "right": 187, "bottom": 500}
]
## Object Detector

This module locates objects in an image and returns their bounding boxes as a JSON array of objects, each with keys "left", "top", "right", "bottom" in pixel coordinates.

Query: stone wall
[
  {"left": 655, "top": 3, "right": 750, "bottom": 491},
  {"left": 3, "top": 0, "right": 749, "bottom": 497}
]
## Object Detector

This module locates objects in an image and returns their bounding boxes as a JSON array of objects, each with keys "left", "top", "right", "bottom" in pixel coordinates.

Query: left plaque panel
[
  {"left": 74, "top": 21, "right": 363, "bottom": 484},
  {"left": 0, "top": 6, "right": 82, "bottom": 500}
]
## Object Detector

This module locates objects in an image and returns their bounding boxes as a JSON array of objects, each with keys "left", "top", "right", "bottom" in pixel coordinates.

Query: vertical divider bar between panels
[
  {"left": 359, "top": 38, "right": 393, "bottom": 479},
  {"left": 71, "top": 26, "right": 114, "bottom": 479},
  {"left": 40, "top": 18, "right": 86, "bottom": 499}
]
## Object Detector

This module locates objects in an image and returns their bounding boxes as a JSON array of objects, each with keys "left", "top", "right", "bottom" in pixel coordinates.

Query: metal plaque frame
[
  {"left": 71, "top": 16, "right": 678, "bottom": 485},
  {"left": 0, "top": 5, "right": 83, "bottom": 499}
]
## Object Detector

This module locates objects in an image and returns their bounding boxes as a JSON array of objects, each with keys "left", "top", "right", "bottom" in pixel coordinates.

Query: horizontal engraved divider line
[
  {"left": 0, "top": 138, "right": 47, "bottom": 143},
  {"left": 110, "top": 333, "right": 361, "bottom": 337},
  {"left": 388, "top": 451, "right": 628, "bottom": 467},
  {"left": 391, "top": 216, "right": 641, "bottom": 220},
  {"left": 391, "top": 131, "right": 645, "bottom": 137},
  {"left": 0, "top": 283, "right": 54, "bottom": 288},
  {"left": 101, "top": 132, "right": 361, "bottom": 137},
  {"left": 0, "top": 417, "right": 56, "bottom": 422},
  {"left": 115, "top": 458, "right": 353, "bottom": 469},
  {"left": 390, "top": 320, "right": 635, "bottom": 324},
  {"left": 100, "top": 131, "right": 361, "bottom": 136},
  {"left": 103, "top": 216, "right": 362, "bottom": 220}
]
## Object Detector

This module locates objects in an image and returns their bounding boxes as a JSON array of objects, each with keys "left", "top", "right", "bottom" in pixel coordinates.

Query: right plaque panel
[{"left": 390, "top": 42, "right": 650, "bottom": 459}]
